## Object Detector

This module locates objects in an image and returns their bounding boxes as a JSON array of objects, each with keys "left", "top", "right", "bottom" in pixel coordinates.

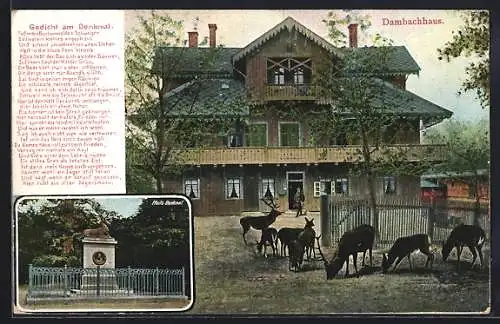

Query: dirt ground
[{"left": 188, "top": 214, "right": 491, "bottom": 315}]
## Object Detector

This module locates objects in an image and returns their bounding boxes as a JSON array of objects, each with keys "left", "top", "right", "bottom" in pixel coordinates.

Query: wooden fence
[{"left": 323, "top": 195, "right": 490, "bottom": 249}]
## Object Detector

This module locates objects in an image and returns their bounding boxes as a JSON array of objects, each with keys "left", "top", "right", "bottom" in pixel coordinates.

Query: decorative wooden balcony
[
  {"left": 178, "top": 144, "right": 447, "bottom": 166},
  {"left": 265, "top": 84, "right": 318, "bottom": 100}
]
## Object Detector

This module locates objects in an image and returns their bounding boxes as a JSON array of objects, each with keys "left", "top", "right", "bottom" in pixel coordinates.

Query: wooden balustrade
[
  {"left": 264, "top": 84, "right": 318, "bottom": 100},
  {"left": 177, "top": 144, "right": 447, "bottom": 165}
]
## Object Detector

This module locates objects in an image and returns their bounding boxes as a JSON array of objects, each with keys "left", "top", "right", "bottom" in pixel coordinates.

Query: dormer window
[{"left": 267, "top": 57, "right": 312, "bottom": 85}]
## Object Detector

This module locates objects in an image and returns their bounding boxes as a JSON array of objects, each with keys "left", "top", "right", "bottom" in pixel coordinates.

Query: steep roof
[
  {"left": 340, "top": 46, "right": 420, "bottom": 75},
  {"left": 375, "top": 79, "right": 453, "bottom": 126},
  {"left": 232, "top": 16, "right": 344, "bottom": 63},
  {"left": 330, "top": 79, "right": 452, "bottom": 127},
  {"left": 154, "top": 47, "right": 240, "bottom": 77},
  {"left": 163, "top": 78, "right": 249, "bottom": 116}
]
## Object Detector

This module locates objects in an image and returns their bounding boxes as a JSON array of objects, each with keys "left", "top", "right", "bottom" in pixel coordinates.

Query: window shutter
[{"left": 313, "top": 181, "right": 321, "bottom": 197}]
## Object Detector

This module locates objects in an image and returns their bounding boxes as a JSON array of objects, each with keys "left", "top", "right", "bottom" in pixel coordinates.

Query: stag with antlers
[
  {"left": 240, "top": 198, "right": 282, "bottom": 245},
  {"left": 316, "top": 224, "right": 375, "bottom": 279}
]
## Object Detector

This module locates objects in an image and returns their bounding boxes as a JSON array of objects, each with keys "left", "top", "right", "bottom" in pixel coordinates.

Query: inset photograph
[{"left": 13, "top": 195, "right": 194, "bottom": 313}]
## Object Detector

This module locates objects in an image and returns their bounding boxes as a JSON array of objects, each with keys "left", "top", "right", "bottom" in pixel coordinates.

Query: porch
[{"left": 178, "top": 144, "right": 446, "bottom": 166}]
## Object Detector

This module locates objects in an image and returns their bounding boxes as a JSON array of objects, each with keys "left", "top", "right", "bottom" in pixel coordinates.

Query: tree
[
  {"left": 437, "top": 10, "right": 490, "bottom": 108},
  {"left": 109, "top": 198, "right": 192, "bottom": 296},
  {"left": 311, "top": 12, "right": 437, "bottom": 239},
  {"left": 423, "top": 118, "right": 490, "bottom": 225},
  {"left": 125, "top": 10, "right": 244, "bottom": 193},
  {"left": 16, "top": 199, "right": 119, "bottom": 283}
]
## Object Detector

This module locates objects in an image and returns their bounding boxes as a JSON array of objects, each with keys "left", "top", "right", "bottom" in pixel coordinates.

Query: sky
[
  {"left": 125, "top": 9, "right": 490, "bottom": 123},
  {"left": 95, "top": 197, "right": 142, "bottom": 218}
]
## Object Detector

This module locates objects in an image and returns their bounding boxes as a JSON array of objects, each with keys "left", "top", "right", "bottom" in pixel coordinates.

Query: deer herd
[{"left": 239, "top": 198, "right": 487, "bottom": 280}]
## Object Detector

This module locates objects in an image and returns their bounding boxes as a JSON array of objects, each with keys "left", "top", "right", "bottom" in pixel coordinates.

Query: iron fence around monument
[{"left": 26, "top": 265, "right": 187, "bottom": 303}]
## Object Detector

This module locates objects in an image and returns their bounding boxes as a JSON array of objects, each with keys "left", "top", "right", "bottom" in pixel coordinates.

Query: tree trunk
[
  {"left": 155, "top": 176, "right": 163, "bottom": 194},
  {"left": 367, "top": 172, "right": 379, "bottom": 241},
  {"left": 473, "top": 173, "right": 480, "bottom": 227}
]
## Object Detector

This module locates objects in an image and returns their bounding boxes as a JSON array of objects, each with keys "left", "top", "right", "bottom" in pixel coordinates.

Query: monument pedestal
[{"left": 80, "top": 236, "right": 122, "bottom": 293}]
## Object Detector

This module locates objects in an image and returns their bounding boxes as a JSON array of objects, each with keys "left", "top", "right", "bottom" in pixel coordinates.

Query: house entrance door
[{"left": 287, "top": 171, "right": 304, "bottom": 210}]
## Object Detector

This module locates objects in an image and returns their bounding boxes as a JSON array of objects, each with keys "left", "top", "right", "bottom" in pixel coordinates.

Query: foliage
[
  {"left": 423, "top": 118, "right": 490, "bottom": 174},
  {"left": 423, "top": 118, "right": 489, "bottom": 225},
  {"left": 110, "top": 198, "right": 190, "bottom": 269},
  {"left": 437, "top": 10, "right": 490, "bottom": 108},
  {"left": 125, "top": 10, "right": 242, "bottom": 193},
  {"left": 16, "top": 199, "right": 119, "bottom": 283}
]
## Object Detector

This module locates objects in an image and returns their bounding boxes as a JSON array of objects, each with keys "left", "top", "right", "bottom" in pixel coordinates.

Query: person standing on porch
[{"left": 295, "top": 187, "right": 305, "bottom": 217}]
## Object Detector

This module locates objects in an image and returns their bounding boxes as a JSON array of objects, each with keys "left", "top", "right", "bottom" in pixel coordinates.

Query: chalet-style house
[{"left": 156, "top": 17, "right": 453, "bottom": 216}]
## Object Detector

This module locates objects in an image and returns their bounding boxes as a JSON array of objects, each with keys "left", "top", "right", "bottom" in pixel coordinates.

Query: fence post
[
  {"left": 427, "top": 199, "right": 435, "bottom": 243},
  {"left": 182, "top": 267, "right": 186, "bottom": 297},
  {"left": 155, "top": 268, "right": 159, "bottom": 296},
  {"left": 320, "top": 193, "right": 331, "bottom": 247},
  {"left": 96, "top": 266, "right": 100, "bottom": 297},
  {"left": 28, "top": 264, "right": 33, "bottom": 297},
  {"left": 64, "top": 265, "right": 68, "bottom": 293},
  {"left": 127, "top": 266, "right": 131, "bottom": 295}
]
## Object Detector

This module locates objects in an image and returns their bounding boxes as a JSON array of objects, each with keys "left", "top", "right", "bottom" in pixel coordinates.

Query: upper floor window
[{"left": 267, "top": 57, "right": 312, "bottom": 85}]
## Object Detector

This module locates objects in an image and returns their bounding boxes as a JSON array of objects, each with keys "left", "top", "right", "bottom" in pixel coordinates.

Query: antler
[{"left": 261, "top": 197, "right": 279, "bottom": 209}]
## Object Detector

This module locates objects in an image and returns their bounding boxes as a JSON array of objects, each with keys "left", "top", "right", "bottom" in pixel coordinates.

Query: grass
[
  {"left": 188, "top": 215, "right": 490, "bottom": 314},
  {"left": 14, "top": 214, "right": 490, "bottom": 314}
]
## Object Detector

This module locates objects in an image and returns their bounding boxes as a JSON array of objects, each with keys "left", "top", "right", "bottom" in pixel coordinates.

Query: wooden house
[
  {"left": 153, "top": 17, "right": 453, "bottom": 216},
  {"left": 421, "top": 169, "right": 490, "bottom": 202}
]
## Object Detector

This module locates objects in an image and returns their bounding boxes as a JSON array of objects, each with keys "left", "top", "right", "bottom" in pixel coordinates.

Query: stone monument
[{"left": 80, "top": 221, "right": 120, "bottom": 292}]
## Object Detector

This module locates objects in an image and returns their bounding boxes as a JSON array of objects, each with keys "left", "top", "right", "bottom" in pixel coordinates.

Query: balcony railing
[
  {"left": 265, "top": 84, "right": 318, "bottom": 100},
  {"left": 177, "top": 144, "right": 447, "bottom": 166}
]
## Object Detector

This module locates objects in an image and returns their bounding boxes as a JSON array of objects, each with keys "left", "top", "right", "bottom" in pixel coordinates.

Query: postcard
[{"left": 11, "top": 9, "right": 491, "bottom": 315}]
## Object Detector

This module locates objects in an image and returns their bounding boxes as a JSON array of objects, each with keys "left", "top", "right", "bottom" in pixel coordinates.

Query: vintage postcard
[
  {"left": 13, "top": 195, "right": 194, "bottom": 313},
  {"left": 11, "top": 9, "right": 490, "bottom": 315}
]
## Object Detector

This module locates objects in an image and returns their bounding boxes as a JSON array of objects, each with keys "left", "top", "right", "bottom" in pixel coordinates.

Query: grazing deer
[
  {"left": 256, "top": 227, "right": 279, "bottom": 257},
  {"left": 288, "top": 239, "right": 306, "bottom": 272},
  {"left": 442, "top": 224, "right": 486, "bottom": 271},
  {"left": 298, "top": 217, "right": 316, "bottom": 260},
  {"left": 317, "top": 224, "right": 375, "bottom": 279},
  {"left": 240, "top": 198, "right": 282, "bottom": 245},
  {"left": 382, "top": 234, "right": 434, "bottom": 273}
]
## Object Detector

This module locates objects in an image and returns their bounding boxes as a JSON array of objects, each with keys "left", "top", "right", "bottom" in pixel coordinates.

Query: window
[
  {"left": 184, "top": 179, "right": 200, "bottom": 200},
  {"left": 273, "top": 67, "right": 285, "bottom": 85},
  {"left": 294, "top": 67, "right": 304, "bottom": 84},
  {"left": 333, "top": 178, "right": 349, "bottom": 195},
  {"left": 227, "top": 133, "right": 243, "bottom": 147},
  {"left": 266, "top": 57, "right": 312, "bottom": 85},
  {"left": 383, "top": 176, "right": 396, "bottom": 195},
  {"left": 261, "top": 178, "right": 276, "bottom": 199},
  {"left": 313, "top": 180, "right": 333, "bottom": 197},
  {"left": 226, "top": 178, "right": 242, "bottom": 199},
  {"left": 279, "top": 122, "right": 300, "bottom": 147},
  {"left": 245, "top": 123, "right": 268, "bottom": 146}
]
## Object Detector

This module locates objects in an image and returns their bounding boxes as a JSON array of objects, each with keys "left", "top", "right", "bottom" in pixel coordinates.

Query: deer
[
  {"left": 442, "top": 223, "right": 486, "bottom": 271},
  {"left": 288, "top": 238, "right": 306, "bottom": 272},
  {"left": 297, "top": 217, "right": 316, "bottom": 260},
  {"left": 316, "top": 224, "right": 375, "bottom": 279},
  {"left": 240, "top": 198, "right": 282, "bottom": 245},
  {"left": 255, "top": 227, "right": 279, "bottom": 257},
  {"left": 382, "top": 234, "right": 434, "bottom": 273},
  {"left": 277, "top": 227, "right": 303, "bottom": 257}
]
